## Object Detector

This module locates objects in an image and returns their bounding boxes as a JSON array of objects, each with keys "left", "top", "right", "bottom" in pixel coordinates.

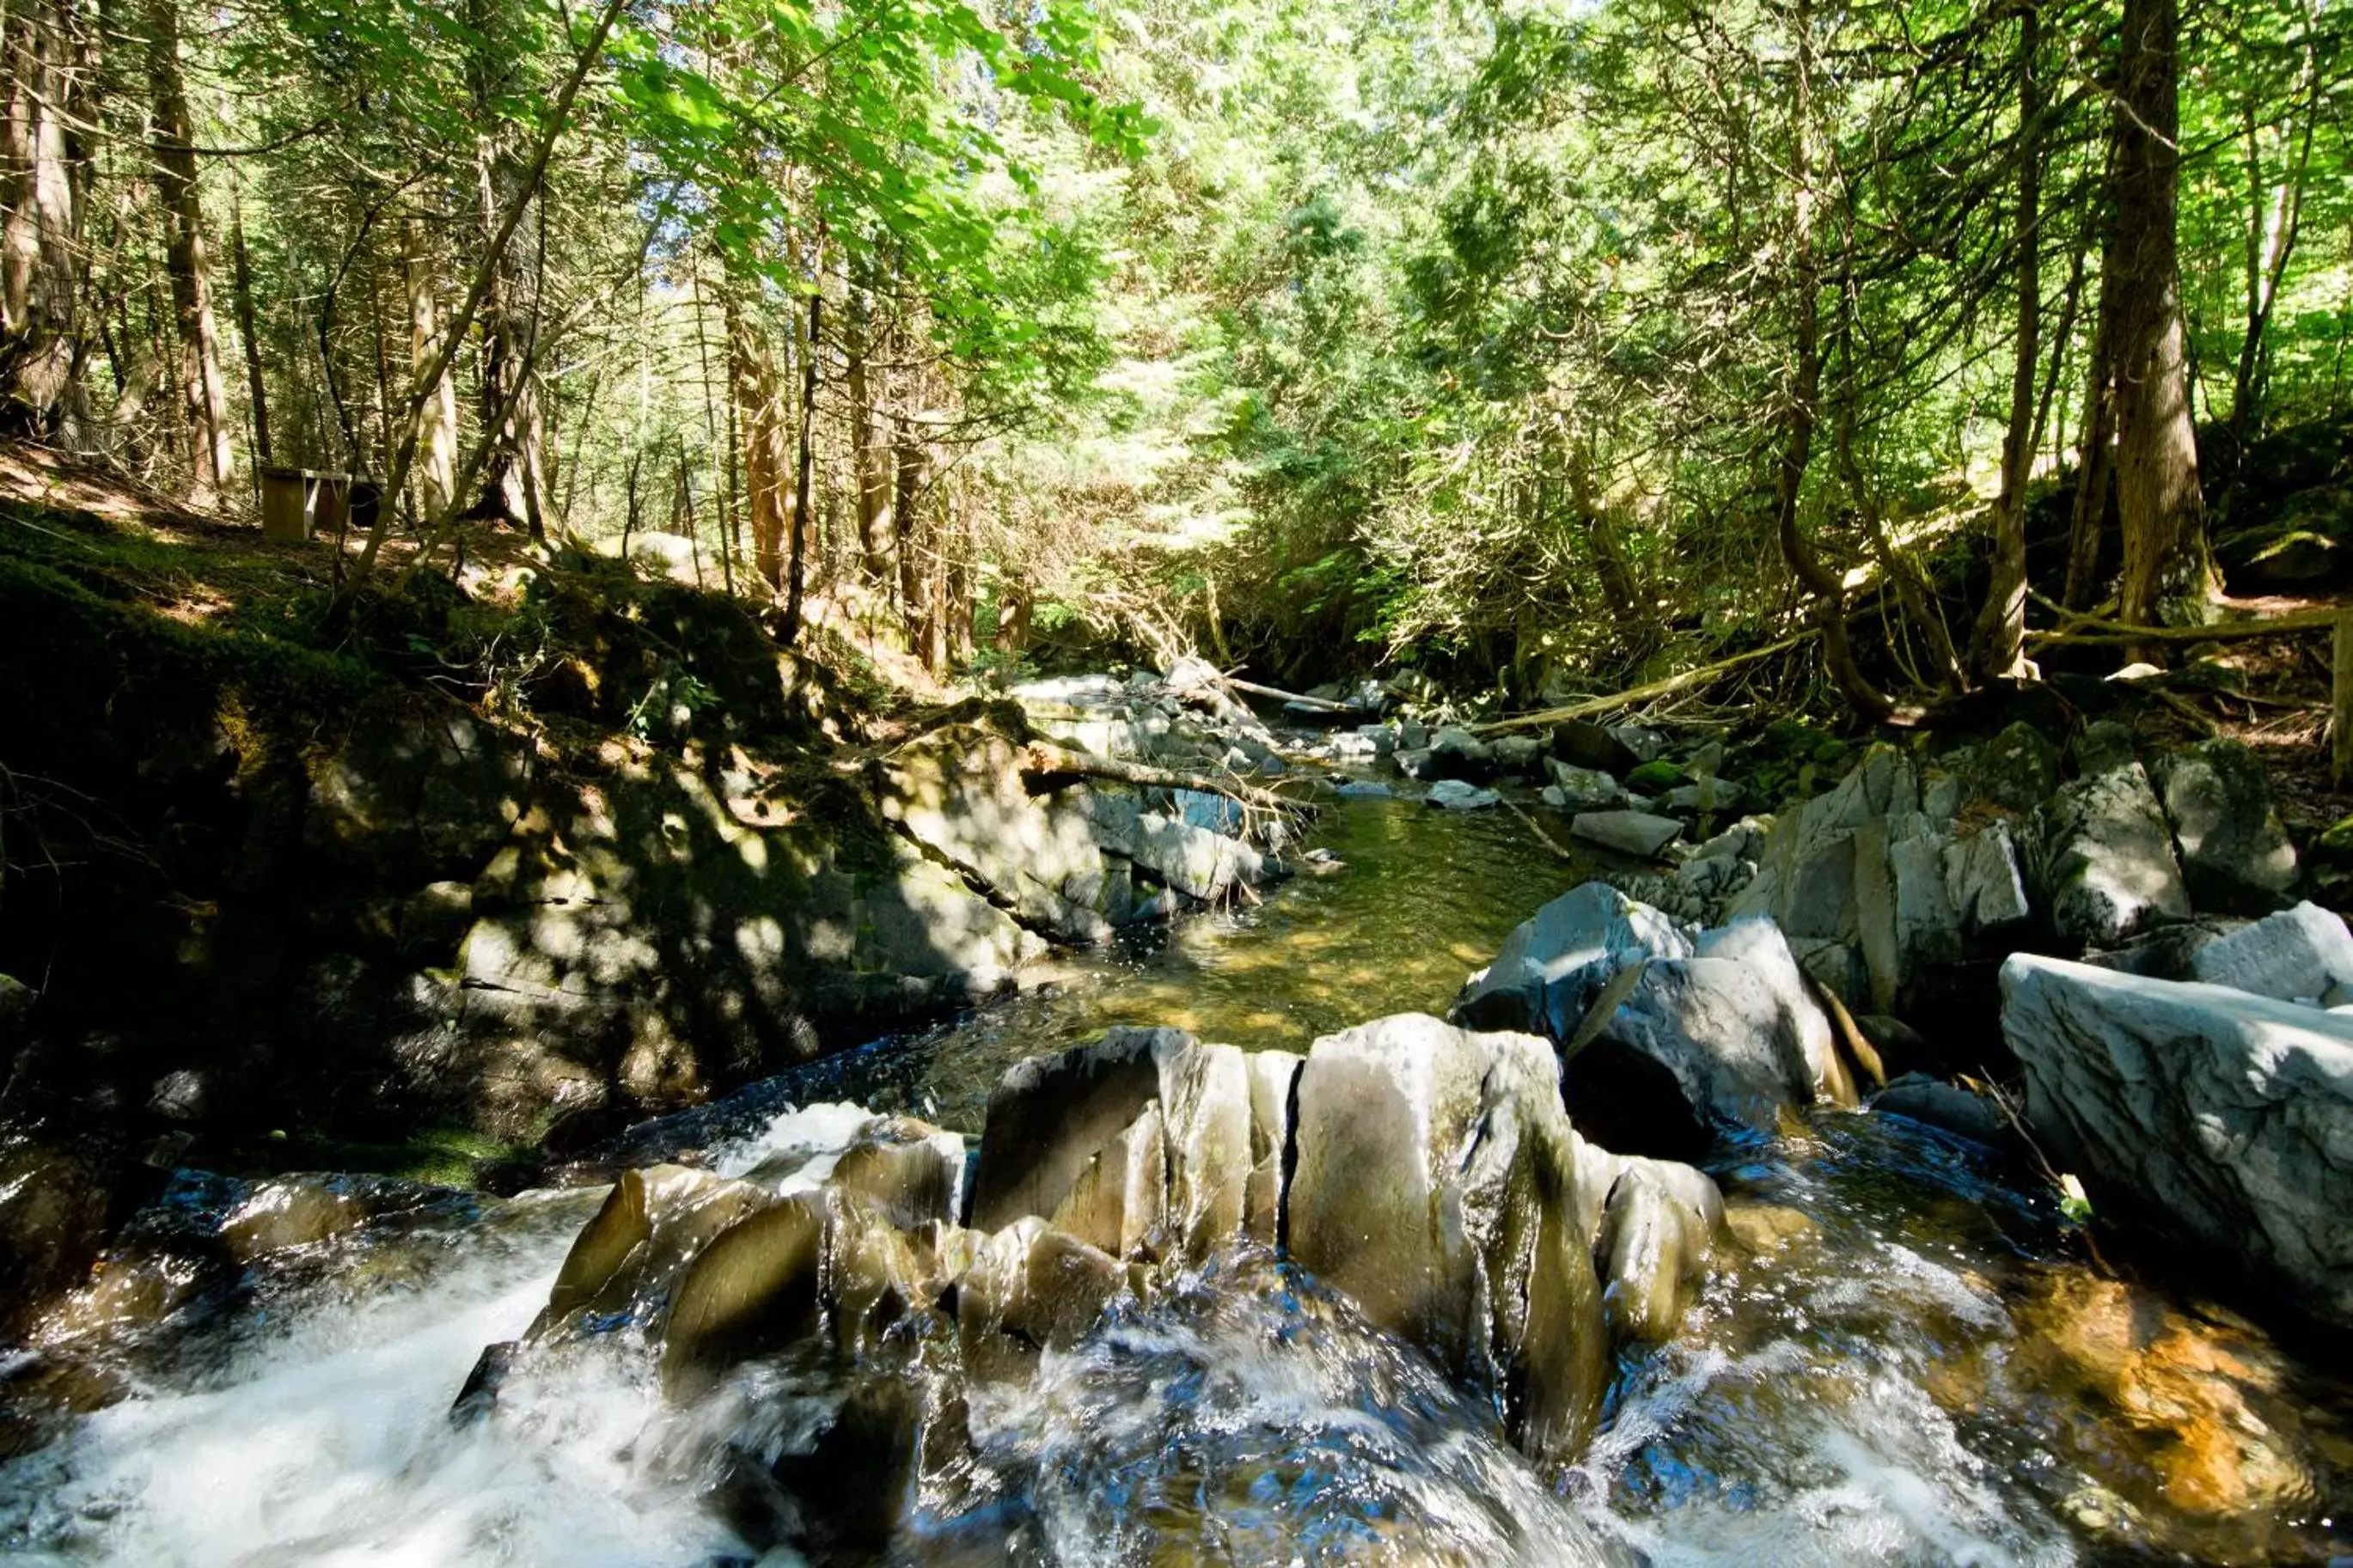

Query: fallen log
[
  {"left": 1222, "top": 675, "right": 1355, "bottom": 713},
  {"left": 2024, "top": 593, "right": 2340, "bottom": 646},
  {"left": 1018, "top": 741, "right": 1303, "bottom": 817},
  {"left": 1471, "top": 632, "right": 1818, "bottom": 736}
]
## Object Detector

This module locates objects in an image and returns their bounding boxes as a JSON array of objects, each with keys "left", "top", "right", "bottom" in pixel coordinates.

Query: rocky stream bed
[{"left": 5, "top": 668, "right": 2353, "bottom": 1567}]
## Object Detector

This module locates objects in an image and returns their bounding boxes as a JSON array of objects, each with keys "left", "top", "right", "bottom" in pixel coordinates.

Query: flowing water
[{"left": 4, "top": 796, "right": 2350, "bottom": 1567}]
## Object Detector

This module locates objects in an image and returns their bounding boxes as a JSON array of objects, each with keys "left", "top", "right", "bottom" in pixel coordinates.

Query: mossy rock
[{"left": 1625, "top": 759, "right": 1686, "bottom": 794}]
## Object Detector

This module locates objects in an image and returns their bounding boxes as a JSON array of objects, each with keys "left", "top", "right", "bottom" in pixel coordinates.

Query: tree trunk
[
  {"left": 403, "top": 217, "right": 458, "bottom": 521},
  {"left": 1, "top": 0, "right": 88, "bottom": 437},
  {"left": 894, "top": 413, "right": 929, "bottom": 660},
  {"left": 781, "top": 285, "right": 818, "bottom": 644},
  {"left": 2227, "top": 59, "right": 2316, "bottom": 455},
  {"left": 229, "top": 188, "right": 271, "bottom": 470},
  {"left": 1777, "top": 0, "right": 1892, "bottom": 723},
  {"left": 1972, "top": 2, "right": 2042, "bottom": 681},
  {"left": 146, "top": 0, "right": 231, "bottom": 502},
  {"left": 2108, "top": 0, "right": 2215, "bottom": 635},
  {"left": 724, "top": 281, "right": 787, "bottom": 590}
]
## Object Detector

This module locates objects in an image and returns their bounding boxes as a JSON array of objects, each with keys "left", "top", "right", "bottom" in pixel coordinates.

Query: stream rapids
[{"left": 3, "top": 796, "right": 2349, "bottom": 1566}]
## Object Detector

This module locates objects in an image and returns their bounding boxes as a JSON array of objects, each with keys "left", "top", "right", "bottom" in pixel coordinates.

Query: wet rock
[
  {"left": 1550, "top": 719, "right": 1638, "bottom": 778},
  {"left": 2001, "top": 1266, "right": 2327, "bottom": 1528},
  {"left": 1394, "top": 746, "right": 1436, "bottom": 780},
  {"left": 2002, "top": 955, "right": 2353, "bottom": 1325},
  {"left": 0, "top": 1126, "right": 131, "bottom": 1339},
  {"left": 2184, "top": 900, "right": 2353, "bottom": 1004},
  {"left": 145, "top": 1069, "right": 211, "bottom": 1123},
  {"left": 968, "top": 1026, "right": 1261, "bottom": 1265},
  {"left": 658, "top": 1192, "right": 828, "bottom": 1397},
  {"left": 828, "top": 1119, "right": 965, "bottom": 1232},
  {"left": 1721, "top": 1199, "right": 1818, "bottom": 1255},
  {"left": 1244, "top": 1050, "right": 1301, "bottom": 1245},
  {"left": 1596, "top": 1158, "right": 1723, "bottom": 1343},
  {"left": 1788, "top": 937, "right": 1867, "bottom": 1011},
  {"left": 2151, "top": 740, "right": 2298, "bottom": 914},
  {"left": 954, "top": 1217, "right": 1135, "bottom": 1379},
  {"left": 1544, "top": 760, "right": 1625, "bottom": 812},
  {"left": 1727, "top": 745, "right": 1919, "bottom": 943},
  {"left": 532, "top": 1163, "right": 773, "bottom": 1337},
  {"left": 2035, "top": 761, "right": 2191, "bottom": 949},
  {"left": 220, "top": 1178, "right": 367, "bottom": 1262},
  {"left": 1568, "top": 809, "right": 1684, "bottom": 859},
  {"left": 1454, "top": 882, "right": 1691, "bottom": 1040},
  {"left": 1425, "top": 779, "right": 1500, "bottom": 811},
  {"left": 1333, "top": 778, "right": 1393, "bottom": 800},
  {"left": 1870, "top": 1074, "right": 2009, "bottom": 1148},
  {"left": 1286, "top": 1013, "right": 1611, "bottom": 1461},
  {"left": 968, "top": 1028, "right": 1168, "bottom": 1234}
]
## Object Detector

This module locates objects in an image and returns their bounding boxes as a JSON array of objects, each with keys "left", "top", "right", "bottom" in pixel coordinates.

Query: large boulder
[
  {"left": 2001, "top": 955, "right": 2353, "bottom": 1325},
  {"left": 2151, "top": 741, "right": 2298, "bottom": 914},
  {"left": 1453, "top": 882, "right": 1691, "bottom": 1040},
  {"left": 966, "top": 1026, "right": 1258, "bottom": 1266},
  {"left": 1594, "top": 955, "right": 1830, "bottom": 1132},
  {"left": 1544, "top": 761, "right": 1625, "bottom": 813},
  {"left": 1595, "top": 1158, "right": 1724, "bottom": 1343},
  {"left": 881, "top": 732, "right": 1117, "bottom": 943},
  {"left": 1078, "top": 790, "right": 1272, "bottom": 904},
  {"left": 2184, "top": 901, "right": 2353, "bottom": 1004},
  {"left": 1568, "top": 809, "right": 1684, "bottom": 859},
  {"left": 2035, "top": 761, "right": 2191, "bottom": 949},
  {"left": 1285, "top": 1013, "right": 1614, "bottom": 1461},
  {"left": 1550, "top": 720, "right": 1639, "bottom": 778},
  {"left": 1691, "top": 918, "right": 1855, "bottom": 1107},
  {"left": 1426, "top": 727, "right": 1497, "bottom": 783}
]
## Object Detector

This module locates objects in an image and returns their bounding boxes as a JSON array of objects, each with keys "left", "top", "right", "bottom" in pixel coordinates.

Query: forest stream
[{"left": 3, "top": 792, "right": 2348, "bottom": 1568}]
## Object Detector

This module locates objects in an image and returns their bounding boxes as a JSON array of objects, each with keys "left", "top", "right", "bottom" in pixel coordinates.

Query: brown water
[{"left": 4, "top": 792, "right": 2351, "bottom": 1566}]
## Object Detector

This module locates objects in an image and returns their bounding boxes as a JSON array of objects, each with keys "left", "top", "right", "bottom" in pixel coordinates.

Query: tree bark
[
  {"left": 2108, "top": 0, "right": 2215, "bottom": 636},
  {"left": 1, "top": 0, "right": 88, "bottom": 437},
  {"left": 781, "top": 284, "right": 818, "bottom": 644},
  {"left": 1776, "top": 0, "right": 1892, "bottom": 723},
  {"left": 146, "top": 0, "right": 231, "bottom": 501},
  {"left": 1973, "top": 1, "right": 2042, "bottom": 681},
  {"left": 229, "top": 186, "right": 270, "bottom": 469},
  {"left": 401, "top": 218, "right": 458, "bottom": 521},
  {"left": 724, "top": 279, "right": 787, "bottom": 590}
]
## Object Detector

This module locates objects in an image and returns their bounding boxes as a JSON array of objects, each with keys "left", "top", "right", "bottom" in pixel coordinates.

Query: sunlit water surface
[{"left": 4, "top": 796, "right": 2350, "bottom": 1566}]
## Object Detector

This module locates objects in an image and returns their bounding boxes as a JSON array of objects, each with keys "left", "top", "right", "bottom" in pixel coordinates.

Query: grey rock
[
  {"left": 1871, "top": 1074, "right": 2009, "bottom": 1147},
  {"left": 2185, "top": 902, "right": 2353, "bottom": 1004},
  {"left": 1608, "top": 724, "right": 1668, "bottom": 765},
  {"left": 1663, "top": 779, "right": 1745, "bottom": 816},
  {"left": 1426, "top": 778, "right": 1502, "bottom": 811},
  {"left": 2153, "top": 740, "right": 2299, "bottom": 913},
  {"left": 1491, "top": 735, "right": 1546, "bottom": 777},
  {"left": 1688, "top": 740, "right": 1726, "bottom": 778},
  {"left": 1889, "top": 829, "right": 1963, "bottom": 979},
  {"left": 1455, "top": 882, "right": 1691, "bottom": 1040},
  {"left": 1550, "top": 719, "right": 1640, "bottom": 777},
  {"left": 1395, "top": 747, "right": 1436, "bottom": 780},
  {"left": 1941, "top": 823, "right": 2031, "bottom": 936},
  {"left": 2002, "top": 954, "right": 2353, "bottom": 1325},
  {"left": 1287, "top": 1013, "right": 1613, "bottom": 1461},
  {"left": 1397, "top": 719, "right": 1431, "bottom": 751},
  {"left": 1352, "top": 723, "right": 1398, "bottom": 756},
  {"left": 147, "top": 1069, "right": 211, "bottom": 1122},
  {"left": 1596, "top": 1157, "right": 1723, "bottom": 1343},
  {"left": 2036, "top": 761, "right": 2191, "bottom": 948},
  {"left": 1598, "top": 956, "right": 1827, "bottom": 1130},
  {"left": 1545, "top": 760, "right": 1626, "bottom": 812},
  {"left": 1569, "top": 810, "right": 1684, "bottom": 859},
  {"left": 1334, "top": 779, "right": 1394, "bottom": 799},
  {"left": 1540, "top": 784, "right": 1568, "bottom": 809},
  {"left": 2082, "top": 917, "right": 2242, "bottom": 981},
  {"left": 1694, "top": 817, "right": 1769, "bottom": 863},
  {"left": 1673, "top": 853, "right": 1755, "bottom": 904},
  {"left": 1694, "top": 917, "right": 1849, "bottom": 1105},
  {"left": 1427, "top": 727, "right": 1497, "bottom": 783},
  {"left": 1921, "top": 771, "right": 1964, "bottom": 824},
  {"left": 1789, "top": 937, "right": 1867, "bottom": 1011}
]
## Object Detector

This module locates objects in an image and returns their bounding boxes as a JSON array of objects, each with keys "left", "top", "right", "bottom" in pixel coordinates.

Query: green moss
[{"left": 221, "top": 1124, "right": 534, "bottom": 1188}]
